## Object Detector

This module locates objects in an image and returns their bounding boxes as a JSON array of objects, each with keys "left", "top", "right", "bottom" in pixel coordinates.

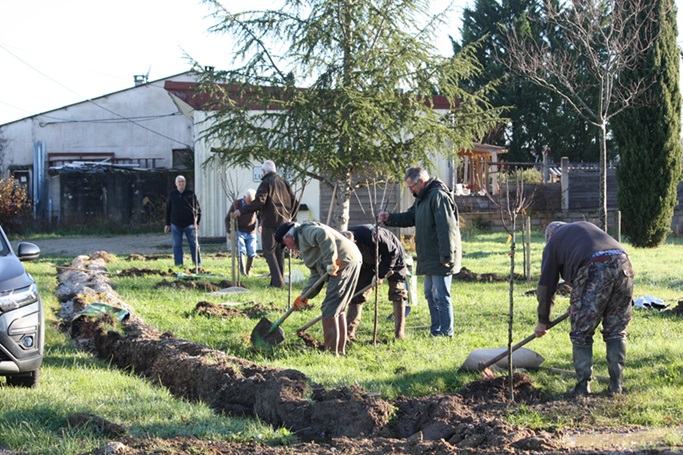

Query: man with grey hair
[
  {"left": 377, "top": 166, "right": 461, "bottom": 337},
  {"left": 234, "top": 160, "right": 298, "bottom": 288},
  {"left": 164, "top": 175, "right": 201, "bottom": 267},
  {"left": 535, "top": 221, "right": 634, "bottom": 396},
  {"left": 226, "top": 188, "right": 258, "bottom": 276}
]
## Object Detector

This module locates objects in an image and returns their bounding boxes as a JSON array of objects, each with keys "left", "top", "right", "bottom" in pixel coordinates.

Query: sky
[{"left": 1, "top": 0, "right": 682, "bottom": 126}]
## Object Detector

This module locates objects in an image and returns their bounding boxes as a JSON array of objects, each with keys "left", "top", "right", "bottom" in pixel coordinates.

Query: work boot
[
  {"left": 606, "top": 338, "right": 626, "bottom": 395},
  {"left": 336, "top": 314, "right": 348, "bottom": 356},
  {"left": 346, "top": 303, "right": 363, "bottom": 341},
  {"left": 392, "top": 299, "right": 406, "bottom": 339},
  {"left": 245, "top": 256, "right": 254, "bottom": 276},
  {"left": 322, "top": 317, "right": 339, "bottom": 355},
  {"left": 570, "top": 344, "right": 593, "bottom": 396},
  {"left": 239, "top": 256, "right": 246, "bottom": 275}
]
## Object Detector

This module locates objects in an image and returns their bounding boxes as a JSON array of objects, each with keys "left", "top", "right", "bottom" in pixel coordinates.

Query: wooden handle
[{"left": 479, "top": 311, "right": 570, "bottom": 370}]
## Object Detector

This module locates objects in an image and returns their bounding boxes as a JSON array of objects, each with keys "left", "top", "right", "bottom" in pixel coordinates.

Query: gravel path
[{"left": 14, "top": 233, "right": 176, "bottom": 257}]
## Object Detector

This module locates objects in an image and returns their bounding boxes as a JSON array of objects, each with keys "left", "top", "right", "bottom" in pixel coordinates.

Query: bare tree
[
  {"left": 503, "top": 0, "right": 660, "bottom": 230},
  {"left": 218, "top": 166, "right": 248, "bottom": 286},
  {"left": 485, "top": 167, "right": 535, "bottom": 401}
]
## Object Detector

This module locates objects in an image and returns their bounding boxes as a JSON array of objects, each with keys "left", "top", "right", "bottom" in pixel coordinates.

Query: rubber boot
[
  {"left": 571, "top": 344, "right": 593, "bottom": 396},
  {"left": 606, "top": 338, "right": 626, "bottom": 395},
  {"left": 239, "top": 256, "right": 246, "bottom": 275},
  {"left": 322, "top": 317, "right": 339, "bottom": 355},
  {"left": 245, "top": 256, "right": 254, "bottom": 277},
  {"left": 393, "top": 299, "right": 406, "bottom": 339},
  {"left": 346, "top": 303, "right": 363, "bottom": 341},
  {"left": 336, "top": 314, "right": 348, "bottom": 356}
]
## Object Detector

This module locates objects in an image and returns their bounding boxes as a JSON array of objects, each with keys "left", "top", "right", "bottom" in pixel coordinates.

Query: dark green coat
[{"left": 385, "top": 178, "right": 461, "bottom": 276}]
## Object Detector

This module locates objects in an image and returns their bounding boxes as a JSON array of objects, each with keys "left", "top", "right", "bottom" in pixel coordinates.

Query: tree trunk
[
  {"left": 599, "top": 122, "right": 608, "bottom": 231},
  {"left": 329, "top": 174, "right": 352, "bottom": 231}
]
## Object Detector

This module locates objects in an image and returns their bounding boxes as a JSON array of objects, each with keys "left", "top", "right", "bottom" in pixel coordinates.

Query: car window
[{"left": 0, "top": 230, "right": 9, "bottom": 256}]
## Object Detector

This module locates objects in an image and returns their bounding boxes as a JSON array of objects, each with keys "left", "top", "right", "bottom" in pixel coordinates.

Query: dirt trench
[{"left": 57, "top": 253, "right": 567, "bottom": 453}]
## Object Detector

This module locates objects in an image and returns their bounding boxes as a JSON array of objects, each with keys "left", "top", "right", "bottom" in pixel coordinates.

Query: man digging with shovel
[
  {"left": 535, "top": 221, "right": 634, "bottom": 396},
  {"left": 276, "top": 221, "right": 362, "bottom": 356}
]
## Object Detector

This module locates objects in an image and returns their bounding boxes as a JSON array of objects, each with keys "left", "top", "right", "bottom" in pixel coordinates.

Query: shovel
[
  {"left": 250, "top": 272, "right": 329, "bottom": 347},
  {"left": 459, "top": 310, "right": 570, "bottom": 373},
  {"left": 296, "top": 281, "right": 376, "bottom": 335}
]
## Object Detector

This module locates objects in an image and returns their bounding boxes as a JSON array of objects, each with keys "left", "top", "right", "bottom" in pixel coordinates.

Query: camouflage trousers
[{"left": 569, "top": 255, "right": 634, "bottom": 346}]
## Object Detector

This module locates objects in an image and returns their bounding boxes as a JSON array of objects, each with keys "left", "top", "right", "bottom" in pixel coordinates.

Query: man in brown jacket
[{"left": 233, "top": 160, "right": 297, "bottom": 288}]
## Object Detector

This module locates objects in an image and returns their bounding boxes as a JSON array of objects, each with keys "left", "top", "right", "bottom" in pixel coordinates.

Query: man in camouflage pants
[{"left": 535, "top": 221, "right": 634, "bottom": 396}]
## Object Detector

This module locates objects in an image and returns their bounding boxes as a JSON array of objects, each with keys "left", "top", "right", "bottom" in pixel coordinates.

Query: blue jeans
[
  {"left": 424, "top": 275, "right": 454, "bottom": 337},
  {"left": 171, "top": 223, "right": 201, "bottom": 266},
  {"left": 238, "top": 231, "right": 257, "bottom": 258}
]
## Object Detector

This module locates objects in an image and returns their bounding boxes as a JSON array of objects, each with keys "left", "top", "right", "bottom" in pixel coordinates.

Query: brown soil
[
  {"left": 153, "top": 278, "right": 234, "bottom": 292},
  {"left": 57, "top": 253, "right": 672, "bottom": 455},
  {"left": 193, "top": 300, "right": 273, "bottom": 319},
  {"left": 114, "top": 267, "right": 176, "bottom": 277},
  {"left": 454, "top": 266, "right": 525, "bottom": 282}
]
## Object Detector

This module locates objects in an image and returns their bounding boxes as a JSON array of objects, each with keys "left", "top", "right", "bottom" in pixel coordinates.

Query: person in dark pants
[
  {"left": 226, "top": 188, "right": 258, "bottom": 276},
  {"left": 233, "top": 160, "right": 297, "bottom": 288},
  {"left": 343, "top": 224, "right": 408, "bottom": 340},
  {"left": 378, "top": 167, "right": 461, "bottom": 337},
  {"left": 535, "top": 221, "right": 634, "bottom": 396},
  {"left": 164, "top": 175, "right": 201, "bottom": 267}
]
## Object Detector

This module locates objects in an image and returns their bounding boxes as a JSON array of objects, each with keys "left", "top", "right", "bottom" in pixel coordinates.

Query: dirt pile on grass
[
  {"left": 454, "top": 267, "right": 525, "bottom": 282},
  {"left": 58, "top": 253, "right": 568, "bottom": 454}
]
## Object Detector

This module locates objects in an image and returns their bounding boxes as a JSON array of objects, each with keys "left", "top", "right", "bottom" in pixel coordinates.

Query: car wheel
[{"left": 6, "top": 370, "right": 39, "bottom": 388}]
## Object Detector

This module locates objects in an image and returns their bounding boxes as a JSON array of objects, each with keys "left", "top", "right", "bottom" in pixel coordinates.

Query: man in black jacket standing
[
  {"left": 344, "top": 224, "right": 409, "bottom": 340},
  {"left": 164, "top": 175, "right": 201, "bottom": 267},
  {"left": 233, "top": 160, "right": 297, "bottom": 288}
]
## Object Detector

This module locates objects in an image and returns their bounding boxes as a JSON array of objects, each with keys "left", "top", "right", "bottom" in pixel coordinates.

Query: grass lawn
[{"left": 2, "top": 229, "right": 683, "bottom": 454}]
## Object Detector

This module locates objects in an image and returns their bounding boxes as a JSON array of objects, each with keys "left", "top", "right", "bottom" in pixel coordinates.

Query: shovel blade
[{"left": 250, "top": 317, "right": 285, "bottom": 347}]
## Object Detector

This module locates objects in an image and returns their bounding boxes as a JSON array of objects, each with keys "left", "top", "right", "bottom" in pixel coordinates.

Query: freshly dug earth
[{"left": 56, "top": 253, "right": 671, "bottom": 455}]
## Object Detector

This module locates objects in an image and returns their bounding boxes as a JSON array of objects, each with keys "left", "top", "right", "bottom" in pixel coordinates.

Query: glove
[
  {"left": 326, "top": 263, "right": 339, "bottom": 277},
  {"left": 293, "top": 295, "right": 308, "bottom": 310},
  {"left": 371, "top": 275, "right": 382, "bottom": 288}
]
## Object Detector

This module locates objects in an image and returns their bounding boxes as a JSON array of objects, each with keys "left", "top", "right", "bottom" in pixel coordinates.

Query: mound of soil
[
  {"left": 57, "top": 253, "right": 592, "bottom": 455},
  {"left": 115, "top": 267, "right": 176, "bottom": 277},
  {"left": 154, "top": 279, "right": 234, "bottom": 292},
  {"left": 454, "top": 267, "right": 525, "bottom": 282},
  {"left": 127, "top": 253, "right": 173, "bottom": 261},
  {"left": 193, "top": 301, "right": 272, "bottom": 319}
]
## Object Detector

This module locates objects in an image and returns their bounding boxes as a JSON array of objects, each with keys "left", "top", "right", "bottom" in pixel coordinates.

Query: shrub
[{"left": 0, "top": 175, "right": 31, "bottom": 229}]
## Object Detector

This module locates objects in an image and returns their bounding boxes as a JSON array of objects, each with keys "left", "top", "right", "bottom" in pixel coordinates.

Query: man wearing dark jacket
[
  {"left": 164, "top": 175, "right": 201, "bottom": 267},
  {"left": 378, "top": 167, "right": 461, "bottom": 337},
  {"left": 233, "top": 160, "right": 297, "bottom": 288},
  {"left": 344, "top": 224, "right": 409, "bottom": 340},
  {"left": 535, "top": 221, "right": 634, "bottom": 396}
]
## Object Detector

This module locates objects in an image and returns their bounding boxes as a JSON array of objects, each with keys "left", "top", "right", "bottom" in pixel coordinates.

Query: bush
[
  {"left": 0, "top": 175, "right": 31, "bottom": 229},
  {"left": 499, "top": 168, "right": 542, "bottom": 184}
]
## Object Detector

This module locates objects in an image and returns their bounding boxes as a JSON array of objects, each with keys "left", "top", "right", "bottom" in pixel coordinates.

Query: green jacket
[
  {"left": 385, "top": 178, "right": 461, "bottom": 276},
  {"left": 294, "top": 222, "right": 362, "bottom": 298}
]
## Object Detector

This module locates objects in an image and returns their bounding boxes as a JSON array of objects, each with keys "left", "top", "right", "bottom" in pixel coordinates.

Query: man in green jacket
[
  {"left": 275, "top": 221, "right": 362, "bottom": 356},
  {"left": 378, "top": 167, "right": 461, "bottom": 337}
]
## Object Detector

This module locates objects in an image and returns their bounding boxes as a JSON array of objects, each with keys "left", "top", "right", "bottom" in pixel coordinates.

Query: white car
[{"left": 0, "top": 226, "right": 43, "bottom": 387}]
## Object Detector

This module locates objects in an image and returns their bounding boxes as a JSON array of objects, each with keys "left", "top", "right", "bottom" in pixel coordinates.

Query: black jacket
[
  {"left": 165, "top": 189, "right": 200, "bottom": 228},
  {"left": 348, "top": 224, "right": 407, "bottom": 281}
]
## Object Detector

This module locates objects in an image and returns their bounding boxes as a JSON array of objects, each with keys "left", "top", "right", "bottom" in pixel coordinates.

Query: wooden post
[
  {"left": 524, "top": 215, "right": 531, "bottom": 281},
  {"left": 561, "top": 157, "right": 569, "bottom": 211}
]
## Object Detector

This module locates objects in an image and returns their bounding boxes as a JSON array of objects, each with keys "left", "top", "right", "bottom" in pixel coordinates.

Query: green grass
[{"left": 3, "top": 230, "right": 683, "bottom": 453}]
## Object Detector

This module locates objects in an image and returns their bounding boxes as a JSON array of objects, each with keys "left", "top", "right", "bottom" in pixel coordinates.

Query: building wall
[
  {"left": 0, "top": 72, "right": 198, "bottom": 217},
  {"left": 193, "top": 111, "right": 320, "bottom": 238}
]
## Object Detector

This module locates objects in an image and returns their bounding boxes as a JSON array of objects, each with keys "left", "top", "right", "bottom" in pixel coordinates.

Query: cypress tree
[{"left": 612, "top": 0, "right": 682, "bottom": 247}]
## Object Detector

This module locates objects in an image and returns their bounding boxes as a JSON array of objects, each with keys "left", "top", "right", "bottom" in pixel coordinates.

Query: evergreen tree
[
  {"left": 612, "top": 0, "right": 682, "bottom": 247},
  {"left": 194, "top": 0, "right": 503, "bottom": 230},
  {"left": 455, "top": 0, "right": 600, "bottom": 162}
]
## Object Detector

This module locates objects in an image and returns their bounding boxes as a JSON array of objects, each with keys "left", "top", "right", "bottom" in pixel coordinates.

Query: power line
[{"left": 0, "top": 43, "right": 193, "bottom": 148}]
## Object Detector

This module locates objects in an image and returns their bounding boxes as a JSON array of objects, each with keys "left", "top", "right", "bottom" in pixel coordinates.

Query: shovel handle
[
  {"left": 478, "top": 310, "right": 570, "bottom": 370},
  {"left": 268, "top": 272, "right": 331, "bottom": 334},
  {"left": 295, "top": 281, "right": 376, "bottom": 333}
]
